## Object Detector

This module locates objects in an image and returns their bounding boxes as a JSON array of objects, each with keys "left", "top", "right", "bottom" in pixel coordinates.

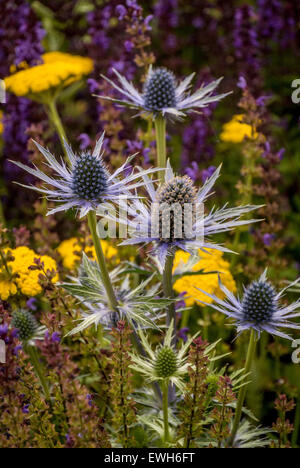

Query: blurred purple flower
[
  {"left": 126, "top": 139, "right": 151, "bottom": 164},
  {"left": 78, "top": 133, "right": 91, "bottom": 150},
  {"left": 201, "top": 166, "right": 217, "bottom": 183},
  {"left": 277, "top": 148, "right": 285, "bottom": 160},
  {"left": 262, "top": 233, "right": 275, "bottom": 246},
  {"left": 144, "top": 14, "right": 154, "bottom": 30},
  {"left": 86, "top": 394, "right": 93, "bottom": 407},
  {"left": 13, "top": 345, "right": 22, "bottom": 357},
  {"left": 256, "top": 95, "right": 271, "bottom": 106},
  {"left": 0, "top": 1, "right": 45, "bottom": 76},
  {"left": 186, "top": 162, "right": 200, "bottom": 182},
  {"left": 124, "top": 40, "right": 134, "bottom": 52},
  {"left": 237, "top": 76, "right": 247, "bottom": 89},
  {"left": 51, "top": 332, "right": 61, "bottom": 343},
  {"left": 22, "top": 404, "right": 30, "bottom": 414},
  {"left": 165, "top": 34, "right": 178, "bottom": 49},
  {"left": 0, "top": 324, "right": 8, "bottom": 337},
  {"left": 3, "top": 96, "right": 33, "bottom": 181},
  {"left": 175, "top": 292, "right": 186, "bottom": 311},
  {"left": 192, "top": 17, "right": 204, "bottom": 29},
  {"left": 181, "top": 71, "right": 218, "bottom": 169},
  {"left": 262, "top": 142, "right": 285, "bottom": 161},
  {"left": 45, "top": 330, "right": 61, "bottom": 343},
  {"left": 178, "top": 327, "right": 189, "bottom": 343},
  {"left": 11, "top": 328, "right": 19, "bottom": 339},
  {"left": 87, "top": 78, "right": 99, "bottom": 94},
  {"left": 234, "top": 5, "right": 261, "bottom": 90},
  {"left": 26, "top": 297, "right": 37, "bottom": 311},
  {"left": 155, "top": 0, "right": 178, "bottom": 29},
  {"left": 116, "top": 5, "right": 127, "bottom": 20},
  {"left": 126, "top": 0, "right": 141, "bottom": 12},
  {"left": 258, "top": 0, "right": 284, "bottom": 41}
]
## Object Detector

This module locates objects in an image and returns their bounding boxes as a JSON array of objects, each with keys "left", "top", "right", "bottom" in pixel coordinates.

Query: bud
[
  {"left": 155, "top": 346, "right": 178, "bottom": 378},
  {"left": 155, "top": 175, "right": 197, "bottom": 242},
  {"left": 205, "top": 374, "right": 219, "bottom": 399},
  {"left": 11, "top": 309, "right": 39, "bottom": 342}
]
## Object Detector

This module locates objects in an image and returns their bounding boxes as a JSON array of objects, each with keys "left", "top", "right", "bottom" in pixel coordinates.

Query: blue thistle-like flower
[
  {"left": 11, "top": 309, "right": 45, "bottom": 343},
  {"left": 98, "top": 66, "right": 231, "bottom": 119},
  {"left": 241, "top": 280, "right": 276, "bottom": 324},
  {"left": 11, "top": 132, "right": 159, "bottom": 218},
  {"left": 71, "top": 153, "right": 108, "bottom": 200},
  {"left": 118, "top": 161, "right": 261, "bottom": 266},
  {"left": 156, "top": 175, "right": 197, "bottom": 205},
  {"left": 143, "top": 68, "right": 177, "bottom": 111},
  {"left": 196, "top": 270, "right": 300, "bottom": 340},
  {"left": 155, "top": 175, "right": 197, "bottom": 243}
]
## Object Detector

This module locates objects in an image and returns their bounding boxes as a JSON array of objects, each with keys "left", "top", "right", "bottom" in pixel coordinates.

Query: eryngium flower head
[
  {"left": 11, "top": 309, "right": 45, "bottom": 344},
  {"left": 155, "top": 346, "right": 178, "bottom": 378},
  {"left": 63, "top": 253, "right": 171, "bottom": 335},
  {"left": 241, "top": 280, "right": 276, "bottom": 324},
  {"left": 130, "top": 321, "right": 197, "bottom": 391},
  {"left": 119, "top": 162, "right": 261, "bottom": 266},
  {"left": 155, "top": 175, "right": 197, "bottom": 243},
  {"left": 156, "top": 175, "right": 197, "bottom": 205},
  {"left": 143, "top": 68, "right": 176, "bottom": 111},
  {"left": 196, "top": 270, "right": 300, "bottom": 340},
  {"left": 72, "top": 153, "right": 108, "bottom": 200},
  {"left": 11, "top": 132, "right": 159, "bottom": 218},
  {"left": 98, "top": 66, "right": 231, "bottom": 120}
]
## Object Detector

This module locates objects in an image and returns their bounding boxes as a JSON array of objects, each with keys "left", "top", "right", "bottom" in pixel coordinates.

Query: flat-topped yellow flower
[
  {"left": 220, "top": 114, "right": 257, "bottom": 143},
  {"left": 4, "top": 51, "right": 93, "bottom": 99},
  {"left": 57, "top": 237, "right": 117, "bottom": 270},
  {"left": 173, "top": 249, "right": 236, "bottom": 307},
  {"left": 0, "top": 246, "right": 58, "bottom": 300},
  {"left": 0, "top": 278, "right": 17, "bottom": 302}
]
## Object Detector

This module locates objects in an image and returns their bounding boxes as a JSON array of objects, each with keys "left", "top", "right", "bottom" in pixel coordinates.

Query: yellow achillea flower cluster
[
  {"left": 220, "top": 114, "right": 257, "bottom": 143},
  {"left": 0, "top": 246, "right": 58, "bottom": 300},
  {"left": 57, "top": 238, "right": 117, "bottom": 270},
  {"left": 173, "top": 249, "right": 236, "bottom": 307},
  {"left": 0, "top": 278, "right": 17, "bottom": 302},
  {"left": 4, "top": 51, "right": 93, "bottom": 98}
]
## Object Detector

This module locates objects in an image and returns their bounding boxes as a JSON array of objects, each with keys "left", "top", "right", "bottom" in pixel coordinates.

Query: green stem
[
  {"left": 202, "top": 308, "right": 210, "bottom": 341},
  {"left": 87, "top": 211, "right": 162, "bottom": 402},
  {"left": 87, "top": 211, "right": 118, "bottom": 310},
  {"left": 180, "top": 308, "right": 190, "bottom": 330},
  {"left": 162, "top": 379, "right": 170, "bottom": 444},
  {"left": 229, "top": 328, "right": 257, "bottom": 446},
  {"left": 292, "top": 392, "right": 300, "bottom": 447},
  {"left": 154, "top": 114, "right": 167, "bottom": 182},
  {"left": 145, "top": 116, "right": 153, "bottom": 149},
  {"left": 163, "top": 253, "right": 176, "bottom": 346},
  {"left": 259, "top": 331, "right": 268, "bottom": 361},
  {"left": 46, "top": 99, "right": 69, "bottom": 162},
  {"left": 26, "top": 345, "right": 51, "bottom": 401}
]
